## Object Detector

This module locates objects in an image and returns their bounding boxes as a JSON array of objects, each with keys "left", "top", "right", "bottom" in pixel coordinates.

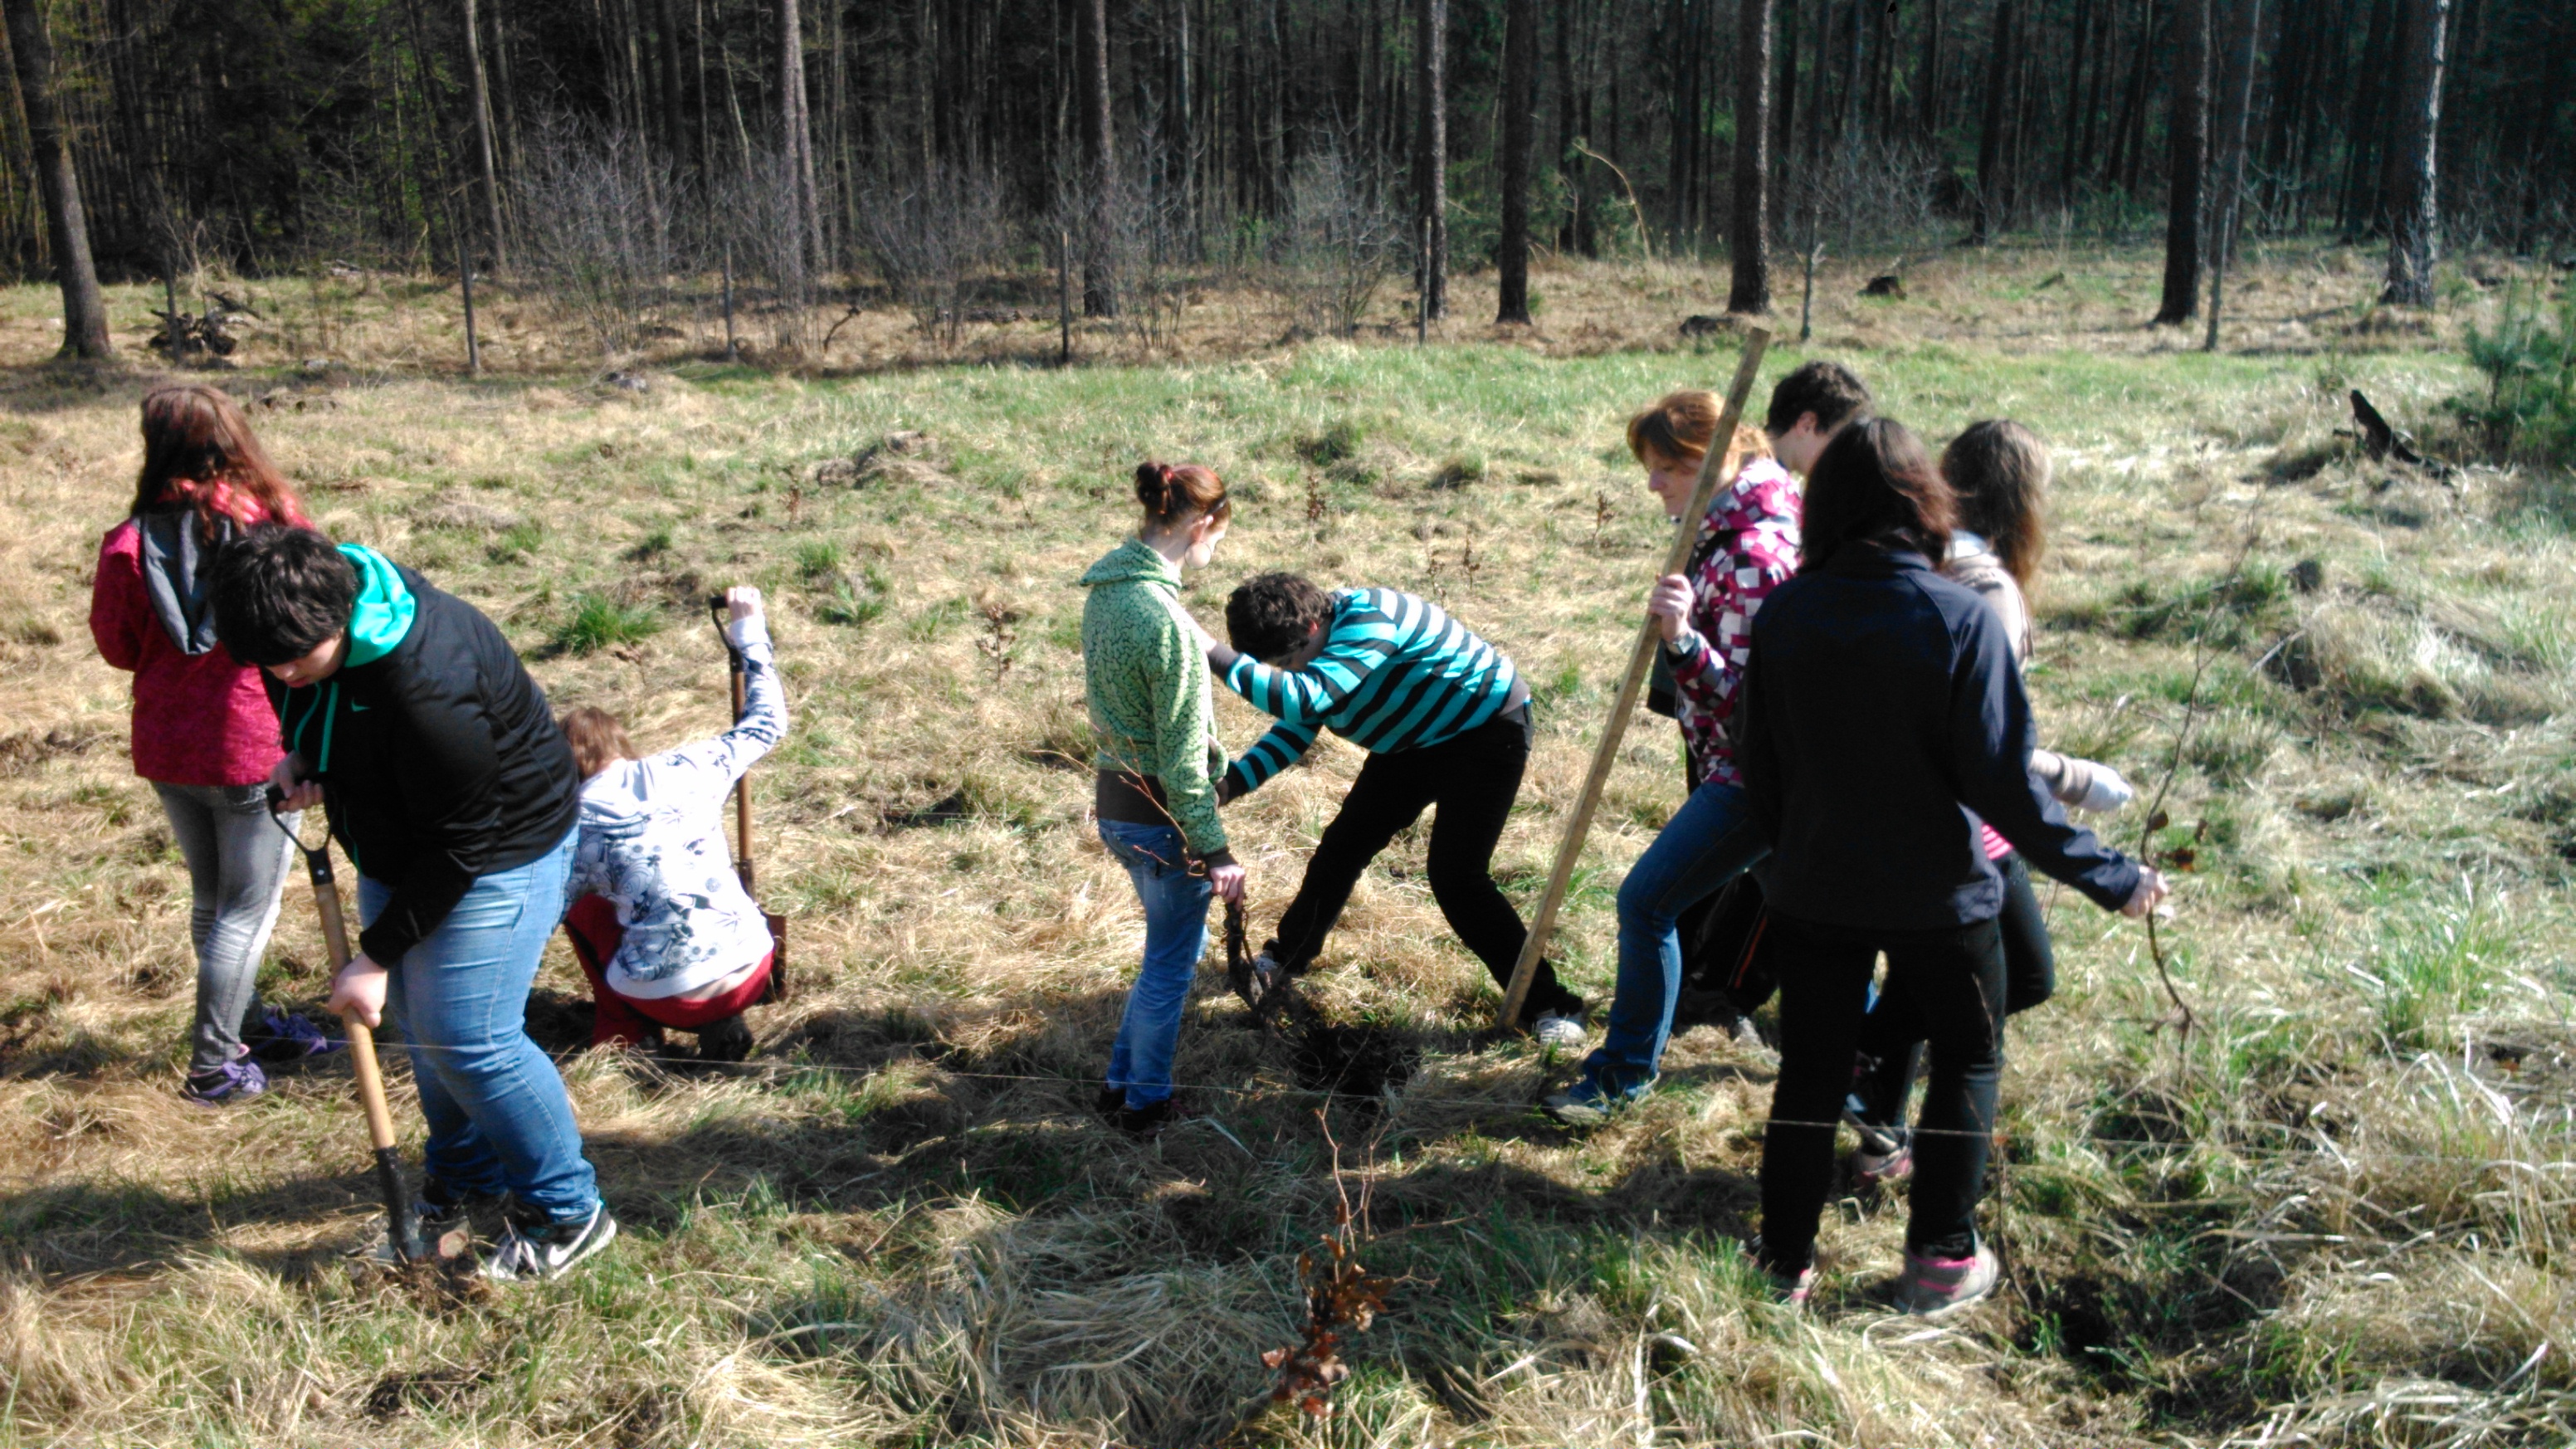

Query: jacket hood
[
  {"left": 339, "top": 544, "right": 417, "bottom": 666},
  {"left": 1080, "top": 536, "right": 1182, "bottom": 592}
]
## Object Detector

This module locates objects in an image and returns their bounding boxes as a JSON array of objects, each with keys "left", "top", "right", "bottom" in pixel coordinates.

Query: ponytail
[{"left": 1133, "top": 461, "right": 1231, "bottom": 531}]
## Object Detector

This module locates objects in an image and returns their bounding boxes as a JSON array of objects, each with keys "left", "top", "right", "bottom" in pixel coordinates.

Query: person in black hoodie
[
  {"left": 1734, "top": 419, "right": 2168, "bottom": 1315},
  {"left": 212, "top": 526, "right": 613, "bottom": 1283}
]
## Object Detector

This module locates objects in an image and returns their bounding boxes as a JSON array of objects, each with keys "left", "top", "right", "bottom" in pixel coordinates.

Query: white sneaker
[
  {"left": 1532, "top": 1013, "right": 1588, "bottom": 1051},
  {"left": 481, "top": 1203, "right": 617, "bottom": 1284}
]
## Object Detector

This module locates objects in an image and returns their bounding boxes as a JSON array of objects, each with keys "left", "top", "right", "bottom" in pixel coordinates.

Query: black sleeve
[
  {"left": 1947, "top": 607, "right": 2142, "bottom": 912},
  {"left": 355, "top": 656, "right": 508, "bottom": 964}
]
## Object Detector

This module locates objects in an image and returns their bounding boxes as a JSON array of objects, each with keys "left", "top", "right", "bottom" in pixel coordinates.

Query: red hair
[{"left": 132, "top": 384, "right": 308, "bottom": 533}]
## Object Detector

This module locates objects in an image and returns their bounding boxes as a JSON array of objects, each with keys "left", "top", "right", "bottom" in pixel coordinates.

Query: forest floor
[{"left": 1, "top": 242, "right": 2572, "bottom": 1448}]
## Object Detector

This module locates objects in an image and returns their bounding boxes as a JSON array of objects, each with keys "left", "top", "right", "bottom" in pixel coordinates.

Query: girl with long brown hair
[
  {"left": 1735, "top": 418, "right": 2165, "bottom": 1314},
  {"left": 88, "top": 384, "right": 337, "bottom": 1104}
]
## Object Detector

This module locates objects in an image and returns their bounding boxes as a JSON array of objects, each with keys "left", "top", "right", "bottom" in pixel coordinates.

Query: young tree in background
[
  {"left": 1728, "top": 0, "right": 1773, "bottom": 314},
  {"left": 461, "top": 0, "right": 508, "bottom": 271},
  {"left": 2154, "top": 0, "right": 2212, "bottom": 324},
  {"left": 1, "top": 0, "right": 110, "bottom": 359},
  {"left": 1080, "top": 0, "right": 1119, "bottom": 317},
  {"left": 1496, "top": 0, "right": 1536, "bottom": 324},
  {"left": 2202, "top": 0, "right": 2261, "bottom": 348},
  {"left": 1415, "top": 0, "right": 1447, "bottom": 322},
  {"left": 2381, "top": 0, "right": 2450, "bottom": 305}
]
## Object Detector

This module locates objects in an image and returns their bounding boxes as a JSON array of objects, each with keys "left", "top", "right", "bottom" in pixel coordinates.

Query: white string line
[{"left": 270, "top": 1036, "right": 2576, "bottom": 1166}]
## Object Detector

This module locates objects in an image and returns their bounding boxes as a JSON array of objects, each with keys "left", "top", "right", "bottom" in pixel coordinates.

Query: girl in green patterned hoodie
[{"left": 1079, "top": 462, "right": 1244, "bottom": 1138}]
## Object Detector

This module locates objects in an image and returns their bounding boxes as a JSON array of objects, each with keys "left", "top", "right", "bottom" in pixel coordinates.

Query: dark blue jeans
[
  {"left": 1573, "top": 782, "right": 1769, "bottom": 1098},
  {"left": 360, "top": 827, "right": 599, "bottom": 1222},
  {"left": 1098, "top": 819, "right": 1213, "bottom": 1111}
]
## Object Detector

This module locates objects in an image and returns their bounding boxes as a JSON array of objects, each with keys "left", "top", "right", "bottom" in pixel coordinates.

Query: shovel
[
  {"left": 266, "top": 791, "right": 466, "bottom": 1264},
  {"left": 710, "top": 597, "right": 788, "bottom": 1003}
]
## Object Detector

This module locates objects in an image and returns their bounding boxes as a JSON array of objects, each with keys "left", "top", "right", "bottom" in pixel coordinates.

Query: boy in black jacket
[{"left": 213, "top": 527, "right": 612, "bottom": 1283}]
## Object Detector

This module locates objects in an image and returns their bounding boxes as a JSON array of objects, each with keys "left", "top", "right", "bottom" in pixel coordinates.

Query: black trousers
[
  {"left": 1852, "top": 853, "right": 2053, "bottom": 1134},
  {"left": 1266, "top": 710, "right": 1582, "bottom": 1022},
  {"left": 1759, "top": 912, "right": 2007, "bottom": 1271}
]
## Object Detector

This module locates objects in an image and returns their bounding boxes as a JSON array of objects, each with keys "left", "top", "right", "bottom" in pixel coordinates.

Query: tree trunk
[
  {"left": 2154, "top": 0, "right": 2210, "bottom": 323},
  {"left": 1, "top": 0, "right": 107, "bottom": 358},
  {"left": 2381, "top": 0, "right": 2448, "bottom": 304},
  {"left": 1079, "top": 0, "right": 1117, "bottom": 316},
  {"left": 1918, "top": 0, "right": 1942, "bottom": 134},
  {"left": 2202, "top": 0, "right": 2260, "bottom": 348},
  {"left": 1774, "top": 0, "right": 1799, "bottom": 193},
  {"left": 2339, "top": 0, "right": 2394, "bottom": 233},
  {"left": 461, "top": 0, "right": 509, "bottom": 270},
  {"left": 2059, "top": 0, "right": 2091, "bottom": 198},
  {"left": 778, "top": 0, "right": 822, "bottom": 271},
  {"left": 1972, "top": 0, "right": 2015, "bottom": 243},
  {"left": 1496, "top": 0, "right": 1535, "bottom": 323},
  {"left": 1728, "top": 0, "right": 1772, "bottom": 313},
  {"left": 1414, "top": 0, "right": 1446, "bottom": 319}
]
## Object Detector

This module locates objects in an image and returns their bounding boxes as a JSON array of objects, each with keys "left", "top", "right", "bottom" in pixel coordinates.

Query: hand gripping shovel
[
  {"left": 266, "top": 792, "right": 466, "bottom": 1264},
  {"left": 710, "top": 598, "right": 788, "bottom": 1003}
]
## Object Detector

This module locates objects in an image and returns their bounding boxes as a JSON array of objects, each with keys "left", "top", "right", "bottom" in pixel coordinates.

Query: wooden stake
[
  {"left": 1494, "top": 327, "right": 1771, "bottom": 1031},
  {"left": 1058, "top": 225, "right": 1073, "bottom": 364}
]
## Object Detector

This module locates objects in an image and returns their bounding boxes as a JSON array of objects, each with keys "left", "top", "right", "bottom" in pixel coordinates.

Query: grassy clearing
[{"left": 2, "top": 246, "right": 2574, "bottom": 1447}]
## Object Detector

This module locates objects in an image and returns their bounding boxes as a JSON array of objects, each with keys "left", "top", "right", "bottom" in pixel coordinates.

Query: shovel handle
[{"left": 286, "top": 810, "right": 426, "bottom": 1261}]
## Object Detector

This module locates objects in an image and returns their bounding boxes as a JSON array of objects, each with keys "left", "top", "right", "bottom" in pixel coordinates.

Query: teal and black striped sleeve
[{"left": 1222, "top": 718, "right": 1320, "bottom": 798}]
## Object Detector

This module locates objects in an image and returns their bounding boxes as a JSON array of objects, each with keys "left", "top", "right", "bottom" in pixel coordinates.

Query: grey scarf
[{"left": 137, "top": 509, "right": 234, "bottom": 656}]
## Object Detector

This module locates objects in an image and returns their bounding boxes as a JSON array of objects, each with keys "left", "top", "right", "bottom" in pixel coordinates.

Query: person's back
[
  {"left": 569, "top": 646, "right": 782, "bottom": 998},
  {"left": 1744, "top": 547, "right": 2007, "bottom": 930},
  {"left": 1217, "top": 585, "right": 1524, "bottom": 798}
]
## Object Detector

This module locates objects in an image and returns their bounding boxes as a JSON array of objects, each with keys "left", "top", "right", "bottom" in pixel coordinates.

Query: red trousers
[{"left": 563, "top": 895, "right": 772, "bottom": 1047}]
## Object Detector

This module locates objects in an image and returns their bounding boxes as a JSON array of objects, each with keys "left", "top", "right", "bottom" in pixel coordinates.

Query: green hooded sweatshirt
[{"left": 1079, "top": 537, "right": 1227, "bottom": 857}]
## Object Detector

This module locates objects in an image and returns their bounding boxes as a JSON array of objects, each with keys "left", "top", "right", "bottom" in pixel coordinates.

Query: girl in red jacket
[{"left": 89, "top": 385, "right": 339, "bottom": 1104}]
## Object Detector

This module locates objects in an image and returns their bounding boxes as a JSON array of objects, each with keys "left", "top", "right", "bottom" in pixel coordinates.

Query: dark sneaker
[
  {"left": 1091, "top": 1085, "right": 1127, "bottom": 1121},
  {"left": 244, "top": 1007, "right": 344, "bottom": 1062},
  {"left": 1113, "top": 1097, "right": 1183, "bottom": 1140},
  {"left": 183, "top": 1056, "right": 267, "bottom": 1105},
  {"left": 695, "top": 1013, "right": 754, "bottom": 1062},
  {"left": 1893, "top": 1240, "right": 2001, "bottom": 1316},
  {"left": 482, "top": 1203, "right": 617, "bottom": 1284},
  {"left": 1541, "top": 1076, "right": 1646, "bottom": 1128}
]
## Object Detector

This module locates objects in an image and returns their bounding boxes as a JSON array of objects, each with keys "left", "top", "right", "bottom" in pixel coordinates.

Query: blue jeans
[
  {"left": 1575, "top": 783, "right": 1769, "bottom": 1098},
  {"left": 1098, "top": 819, "right": 1213, "bottom": 1110},
  {"left": 359, "top": 828, "right": 598, "bottom": 1222}
]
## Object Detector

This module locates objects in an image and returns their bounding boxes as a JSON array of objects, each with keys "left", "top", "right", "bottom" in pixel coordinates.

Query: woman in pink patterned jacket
[{"left": 1549, "top": 364, "right": 1871, "bottom": 1124}]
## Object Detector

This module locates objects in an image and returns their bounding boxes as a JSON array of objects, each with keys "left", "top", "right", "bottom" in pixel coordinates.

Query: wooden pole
[
  {"left": 721, "top": 243, "right": 739, "bottom": 361},
  {"left": 455, "top": 201, "right": 481, "bottom": 376},
  {"left": 730, "top": 661, "right": 754, "bottom": 890},
  {"left": 1494, "top": 328, "right": 1771, "bottom": 1031},
  {"left": 1057, "top": 225, "right": 1073, "bottom": 364}
]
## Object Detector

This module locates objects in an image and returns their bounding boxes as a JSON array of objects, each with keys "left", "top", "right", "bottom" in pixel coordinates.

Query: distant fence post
[
  {"left": 1058, "top": 226, "right": 1073, "bottom": 365},
  {"left": 722, "top": 243, "right": 739, "bottom": 362}
]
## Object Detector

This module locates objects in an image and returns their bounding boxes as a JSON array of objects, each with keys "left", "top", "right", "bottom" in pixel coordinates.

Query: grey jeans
[{"left": 152, "top": 783, "right": 297, "bottom": 1075}]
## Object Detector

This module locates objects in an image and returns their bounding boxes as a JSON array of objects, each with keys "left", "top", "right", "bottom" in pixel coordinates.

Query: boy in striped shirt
[{"left": 1205, "top": 574, "right": 1587, "bottom": 1047}]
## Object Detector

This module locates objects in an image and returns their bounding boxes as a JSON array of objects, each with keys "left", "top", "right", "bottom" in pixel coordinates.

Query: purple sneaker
[
  {"left": 183, "top": 1056, "right": 268, "bottom": 1105},
  {"left": 246, "top": 1008, "right": 344, "bottom": 1062}
]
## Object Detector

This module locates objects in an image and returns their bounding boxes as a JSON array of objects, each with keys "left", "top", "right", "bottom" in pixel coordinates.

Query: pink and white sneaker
[{"left": 1893, "top": 1240, "right": 2001, "bottom": 1316}]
